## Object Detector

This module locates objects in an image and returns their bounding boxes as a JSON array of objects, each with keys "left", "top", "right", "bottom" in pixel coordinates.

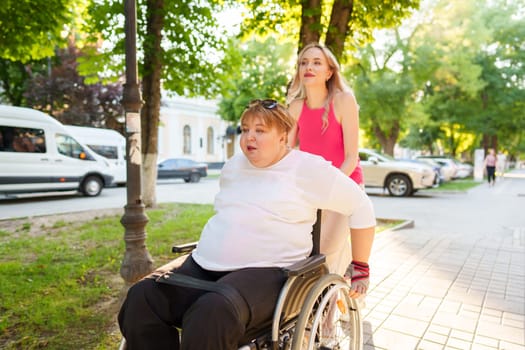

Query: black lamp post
[{"left": 120, "top": 0, "right": 154, "bottom": 285}]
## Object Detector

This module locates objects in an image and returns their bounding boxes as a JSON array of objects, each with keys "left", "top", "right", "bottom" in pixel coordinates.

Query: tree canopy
[
  {"left": 0, "top": 0, "right": 76, "bottom": 62},
  {"left": 238, "top": 0, "right": 420, "bottom": 59},
  {"left": 349, "top": 0, "right": 524, "bottom": 159},
  {"left": 218, "top": 37, "right": 295, "bottom": 124}
]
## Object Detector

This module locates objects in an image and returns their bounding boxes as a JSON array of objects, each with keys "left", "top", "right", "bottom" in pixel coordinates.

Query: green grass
[
  {"left": 376, "top": 219, "right": 405, "bottom": 233},
  {"left": 0, "top": 203, "right": 214, "bottom": 350},
  {"left": 427, "top": 178, "right": 482, "bottom": 192},
  {"left": 0, "top": 203, "right": 389, "bottom": 349}
]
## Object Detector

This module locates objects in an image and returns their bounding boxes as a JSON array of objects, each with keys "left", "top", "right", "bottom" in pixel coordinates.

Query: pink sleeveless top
[{"left": 297, "top": 101, "right": 363, "bottom": 185}]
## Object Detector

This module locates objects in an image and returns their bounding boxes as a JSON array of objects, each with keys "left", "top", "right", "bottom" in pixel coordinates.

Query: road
[
  {"left": 0, "top": 178, "right": 220, "bottom": 220},
  {"left": 369, "top": 171, "right": 525, "bottom": 236},
  {"left": 1, "top": 172, "right": 525, "bottom": 237}
]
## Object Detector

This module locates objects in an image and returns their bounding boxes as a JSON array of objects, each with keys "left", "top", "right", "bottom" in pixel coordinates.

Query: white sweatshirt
[{"left": 192, "top": 149, "right": 376, "bottom": 271}]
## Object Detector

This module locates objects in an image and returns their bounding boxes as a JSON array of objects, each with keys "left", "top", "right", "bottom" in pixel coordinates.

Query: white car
[
  {"left": 359, "top": 148, "right": 437, "bottom": 197},
  {"left": 416, "top": 156, "right": 459, "bottom": 181},
  {"left": 453, "top": 160, "right": 473, "bottom": 179}
]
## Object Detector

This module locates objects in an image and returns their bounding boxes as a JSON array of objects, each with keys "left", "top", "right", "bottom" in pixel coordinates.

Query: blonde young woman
[{"left": 287, "top": 43, "right": 375, "bottom": 299}]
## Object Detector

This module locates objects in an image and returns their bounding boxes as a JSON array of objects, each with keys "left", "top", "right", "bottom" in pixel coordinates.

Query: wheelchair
[{"left": 119, "top": 212, "right": 363, "bottom": 350}]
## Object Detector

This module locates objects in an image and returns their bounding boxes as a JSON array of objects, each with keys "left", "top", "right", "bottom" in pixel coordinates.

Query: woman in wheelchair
[{"left": 118, "top": 99, "right": 376, "bottom": 350}]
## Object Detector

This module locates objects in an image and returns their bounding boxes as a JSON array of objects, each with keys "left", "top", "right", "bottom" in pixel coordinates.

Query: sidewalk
[{"left": 362, "top": 171, "right": 525, "bottom": 349}]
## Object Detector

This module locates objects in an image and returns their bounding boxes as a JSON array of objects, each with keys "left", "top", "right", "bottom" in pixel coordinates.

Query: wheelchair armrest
[
  {"left": 172, "top": 241, "right": 198, "bottom": 254},
  {"left": 283, "top": 254, "right": 326, "bottom": 277}
]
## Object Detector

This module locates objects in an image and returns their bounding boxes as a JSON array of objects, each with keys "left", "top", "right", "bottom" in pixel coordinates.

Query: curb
[{"left": 377, "top": 217, "right": 415, "bottom": 232}]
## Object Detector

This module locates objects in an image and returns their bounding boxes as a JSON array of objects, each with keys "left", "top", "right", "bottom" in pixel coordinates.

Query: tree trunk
[
  {"left": 298, "top": 0, "right": 323, "bottom": 51},
  {"left": 373, "top": 120, "right": 399, "bottom": 156},
  {"left": 141, "top": 0, "right": 164, "bottom": 208},
  {"left": 325, "top": 0, "right": 354, "bottom": 60}
]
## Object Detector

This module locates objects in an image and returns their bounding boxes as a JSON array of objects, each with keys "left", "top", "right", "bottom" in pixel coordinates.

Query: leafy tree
[
  {"left": 411, "top": 1, "right": 487, "bottom": 157},
  {"left": 472, "top": 1, "right": 525, "bottom": 157},
  {"left": 350, "top": 30, "right": 424, "bottom": 156},
  {"left": 238, "top": 0, "right": 420, "bottom": 59},
  {"left": 412, "top": 0, "right": 524, "bottom": 159},
  {"left": 24, "top": 42, "right": 124, "bottom": 131},
  {"left": 218, "top": 37, "right": 295, "bottom": 125},
  {"left": 83, "top": 0, "right": 228, "bottom": 207},
  {"left": 0, "top": 0, "right": 74, "bottom": 62},
  {"left": 0, "top": 58, "right": 48, "bottom": 105}
]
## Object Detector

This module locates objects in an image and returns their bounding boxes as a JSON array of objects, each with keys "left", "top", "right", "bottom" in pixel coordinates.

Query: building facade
[{"left": 158, "top": 95, "right": 238, "bottom": 165}]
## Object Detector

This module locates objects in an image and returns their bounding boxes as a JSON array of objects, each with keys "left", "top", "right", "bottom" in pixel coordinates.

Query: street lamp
[{"left": 120, "top": 0, "right": 154, "bottom": 285}]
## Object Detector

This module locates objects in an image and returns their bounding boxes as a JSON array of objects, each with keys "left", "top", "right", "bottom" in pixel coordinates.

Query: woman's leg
[
  {"left": 119, "top": 279, "right": 183, "bottom": 350},
  {"left": 320, "top": 210, "right": 351, "bottom": 275},
  {"left": 118, "top": 257, "right": 216, "bottom": 350},
  {"left": 181, "top": 267, "right": 286, "bottom": 350}
]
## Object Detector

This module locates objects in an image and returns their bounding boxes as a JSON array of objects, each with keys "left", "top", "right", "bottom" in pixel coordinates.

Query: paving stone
[
  {"left": 473, "top": 334, "right": 499, "bottom": 347},
  {"left": 432, "top": 312, "right": 478, "bottom": 333},
  {"left": 477, "top": 322, "right": 524, "bottom": 345},
  {"left": 427, "top": 324, "right": 451, "bottom": 336},
  {"left": 483, "top": 308, "right": 504, "bottom": 317},
  {"left": 499, "top": 341, "right": 525, "bottom": 350},
  {"left": 447, "top": 337, "right": 473, "bottom": 349},
  {"left": 450, "top": 329, "right": 474, "bottom": 342},
  {"left": 471, "top": 344, "right": 498, "bottom": 350},
  {"left": 422, "top": 331, "right": 448, "bottom": 344},
  {"left": 368, "top": 328, "right": 420, "bottom": 350},
  {"left": 417, "top": 340, "right": 445, "bottom": 350},
  {"left": 382, "top": 315, "right": 428, "bottom": 337}
]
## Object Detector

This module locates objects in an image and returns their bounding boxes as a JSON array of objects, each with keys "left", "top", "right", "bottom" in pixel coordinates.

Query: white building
[{"left": 158, "top": 95, "right": 238, "bottom": 165}]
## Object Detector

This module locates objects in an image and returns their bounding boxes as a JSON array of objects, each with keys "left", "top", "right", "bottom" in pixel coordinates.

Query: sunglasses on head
[{"left": 247, "top": 99, "right": 278, "bottom": 110}]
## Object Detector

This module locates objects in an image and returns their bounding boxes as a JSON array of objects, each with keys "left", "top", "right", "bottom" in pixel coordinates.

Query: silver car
[{"left": 359, "top": 148, "right": 437, "bottom": 197}]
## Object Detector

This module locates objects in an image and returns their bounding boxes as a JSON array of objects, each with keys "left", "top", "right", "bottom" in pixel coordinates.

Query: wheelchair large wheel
[{"left": 291, "top": 274, "right": 363, "bottom": 350}]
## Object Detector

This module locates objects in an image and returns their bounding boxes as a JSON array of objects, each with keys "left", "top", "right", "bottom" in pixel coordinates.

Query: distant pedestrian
[{"left": 484, "top": 149, "right": 497, "bottom": 186}]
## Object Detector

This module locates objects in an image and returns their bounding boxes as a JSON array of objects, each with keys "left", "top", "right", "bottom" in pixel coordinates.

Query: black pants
[
  {"left": 118, "top": 256, "right": 286, "bottom": 350},
  {"left": 487, "top": 166, "right": 496, "bottom": 183}
]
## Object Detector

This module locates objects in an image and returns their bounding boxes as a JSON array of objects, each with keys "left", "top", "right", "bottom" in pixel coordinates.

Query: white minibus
[
  {"left": 0, "top": 105, "right": 114, "bottom": 197},
  {"left": 65, "top": 125, "right": 126, "bottom": 185}
]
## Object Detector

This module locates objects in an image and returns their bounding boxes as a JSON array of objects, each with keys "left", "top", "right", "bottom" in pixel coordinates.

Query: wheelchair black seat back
[{"left": 119, "top": 210, "right": 363, "bottom": 350}]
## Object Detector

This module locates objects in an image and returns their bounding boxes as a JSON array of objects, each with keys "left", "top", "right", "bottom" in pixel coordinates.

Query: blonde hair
[
  {"left": 286, "top": 43, "right": 351, "bottom": 131},
  {"left": 241, "top": 99, "right": 296, "bottom": 135}
]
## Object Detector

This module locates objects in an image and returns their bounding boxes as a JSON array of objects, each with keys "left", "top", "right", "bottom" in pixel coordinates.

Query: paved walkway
[{"left": 362, "top": 171, "right": 525, "bottom": 350}]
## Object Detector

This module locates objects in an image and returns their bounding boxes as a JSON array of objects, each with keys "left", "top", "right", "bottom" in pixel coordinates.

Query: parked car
[
  {"left": 359, "top": 148, "right": 437, "bottom": 197},
  {"left": 453, "top": 160, "right": 473, "bottom": 179},
  {"left": 157, "top": 158, "right": 208, "bottom": 183},
  {"left": 398, "top": 158, "right": 444, "bottom": 185},
  {"left": 416, "top": 156, "right": 458, "bottom": 181}
]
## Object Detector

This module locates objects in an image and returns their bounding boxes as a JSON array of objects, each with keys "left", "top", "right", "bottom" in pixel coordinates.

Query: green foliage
[
  {"left": 0, "top": 0, "right": 74, "bottom": 62},
  {"left": 350, "top": 31, "right": 422, "bottom": 155},
  {"left": 349, "top": 0, "right": 524, "bottom": 160},
  {"left": 427, "top": 178, "right": 480, "bottom": 192},
  {"left": 343, "top": 0, "right": 420, "bottom": 49},
  {"left": 0, "top": 58, "right": 47, "bottom": 105},
  {"left": 414, "top": 0, "right": 525, "bottom": 157},
  {"left": 237, "top": 0, "right": 420, "bottom": 58},
  {"left": 21, "top": 44, "right": 125, "bottom": 128},
  {"left": 217, "top": 37, "right": 295, "bottom": 124},
  {"left": 81, "top": 0, "right": 229, "bottom": 97}
]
